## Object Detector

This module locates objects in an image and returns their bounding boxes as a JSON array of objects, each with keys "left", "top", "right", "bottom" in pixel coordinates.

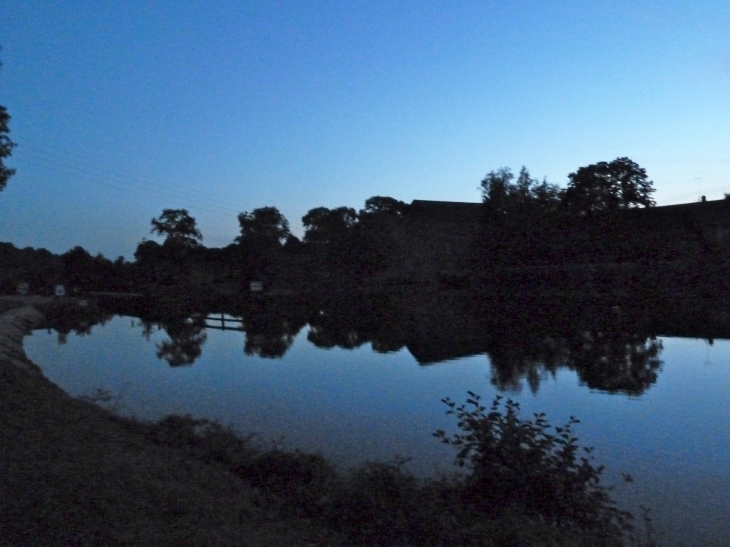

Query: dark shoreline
[{"left": 0, "top": 299, "right": 655, "bottom": 546}]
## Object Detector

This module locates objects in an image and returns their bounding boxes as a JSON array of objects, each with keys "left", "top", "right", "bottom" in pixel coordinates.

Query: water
[{"left": 24, "top": 310, "right": 730, "bottom": 547}]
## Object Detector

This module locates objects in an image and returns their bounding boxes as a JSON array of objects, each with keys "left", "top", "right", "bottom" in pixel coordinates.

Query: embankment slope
[{"left": 0, "top": 302, "right": 333, "bottom": 547}]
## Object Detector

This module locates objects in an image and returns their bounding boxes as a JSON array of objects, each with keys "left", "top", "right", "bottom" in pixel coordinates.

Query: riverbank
[
  {"left": 0, "top": 300, "right": 341, "bottom": 546},
  {"left": 0, "top": 300, "right": 652, "bottom": 546}
]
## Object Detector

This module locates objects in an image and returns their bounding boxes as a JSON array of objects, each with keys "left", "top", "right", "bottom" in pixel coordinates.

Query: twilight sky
[{"left": 1, "top": 1, "right": 729, "bottom": 259}]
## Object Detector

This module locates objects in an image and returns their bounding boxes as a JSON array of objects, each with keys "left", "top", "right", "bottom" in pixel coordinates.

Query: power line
[
  {"left": 21, "top": 142, "right": 241, "bottom": 209},
  {"left": 12, "top": 141, "right": 258, "bottom": 217},
  {"left": 15, "top": 156, "right": 241, "bottom": 218}
]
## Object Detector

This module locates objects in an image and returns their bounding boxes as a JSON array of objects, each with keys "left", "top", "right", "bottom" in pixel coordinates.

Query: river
[{"left": 23, "top": 295, "right": 730, "bottom": 547}]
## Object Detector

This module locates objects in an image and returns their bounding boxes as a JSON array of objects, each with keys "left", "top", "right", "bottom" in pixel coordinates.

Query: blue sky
[{"left": 1, "top": 1, "right": 729, "bottom": 258}]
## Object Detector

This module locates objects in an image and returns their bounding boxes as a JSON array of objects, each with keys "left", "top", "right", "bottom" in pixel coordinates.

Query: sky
[{"left": 1, "top": 1, "right": 729, "bottom": 259}]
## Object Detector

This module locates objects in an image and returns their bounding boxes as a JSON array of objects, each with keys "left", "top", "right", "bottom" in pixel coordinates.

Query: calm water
[{"left": 24, "top": 312, "right": 730, "bottom": 547}]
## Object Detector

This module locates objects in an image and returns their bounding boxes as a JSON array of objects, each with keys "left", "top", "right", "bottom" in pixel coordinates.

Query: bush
[
  {"left": 321, "top": 456, "right": 465, "bottom": 546},
  {"left": 142, "top": 400, "right": 651, "bottom": 546},
  {"left": 434, "top": 393, "right": 634, "bottom": 542}
]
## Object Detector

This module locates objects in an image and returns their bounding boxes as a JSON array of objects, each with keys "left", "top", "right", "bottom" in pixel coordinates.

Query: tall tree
[
  {"left": 236, "top": 206, "right": 290, "bottom": 247},
  {"left": 561, "top": 157, "right": 655, "bottom": 215},
  {"left": 0, "top": 48, "right": 16, "bottom": 192},
  {"left": 150, "top": 209, "right": 203, "bottom": 248},
  {"left": 359, "top": 196, "right": 408, "bottom": 219},
  {"left": 479, "top": 167, "right": 561, "bottom": 264},
  {"left": 302, "top": 206, "right": 358, "bottom": 244},
  {"left": 480, "top": 167, "right": 560, "bottom": 219}
]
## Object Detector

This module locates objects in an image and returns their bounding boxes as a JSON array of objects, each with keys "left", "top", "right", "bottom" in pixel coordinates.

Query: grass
[{"left": 0, "top": 302, "right": 658, "bottom": 546}]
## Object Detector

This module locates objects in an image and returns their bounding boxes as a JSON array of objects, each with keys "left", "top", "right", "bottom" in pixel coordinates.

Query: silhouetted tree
[
  {"left": 137, "top": 209, "right": 203, "bottom": 289},
  {"left": 150, "top": 209, "right": 203, "bottom": 249},
  {"left": 232, "top": 207, "right": 291, "bottom": 288},
  {"left": 561, "top": 157, "right": 655, "bottom": 215},
  {"left": 359, "top": 196, "right": 408, "bottom": 219},
  {"left": 0, "top": 48, "right": 16, "bottom": 192},
  {"left": 61, "top": 246, "right": 99, "bottom": 290},
  {"left": 479, "top": 167, "right": 561, "bottom": 263},
  {"left": 302, "top": 206, "right": 358, "bottom": 244},
  {"left": 480, "top": 167, "right": 560, "bottom": 221},
  {"left": 354, "top": 196, "right": 409, "bottom": 275},
  {"left": 236, "top": 206, "right": 291, "bottom": 248}
]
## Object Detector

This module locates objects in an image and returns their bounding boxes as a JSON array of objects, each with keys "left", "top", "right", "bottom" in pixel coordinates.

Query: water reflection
[
  {"left": 306, "top": 295, "right": 405, "bottom": 353},
  {"left": 72, "top": 288, "right": 730, "bottom": 394},
  {"left": 140, "top": 315, "right": 208, "bottom": 367},
  {"left": 243, "top": 316, "right": 304, "bottom": 358},
  {"left": 568, "top": 332, "right": 662, "bottom": 395},
  {"left": 30, "top": 293, "right": 730, "bottom": 547},
  {"left": 41, "top": 301, "right": 114, "bottom": 345},
  {"left": 486, "top": 331, "right": 662, "bottom": 395},
  {"left": 239, "top": 301, "right": 308, "bottom": 358}
]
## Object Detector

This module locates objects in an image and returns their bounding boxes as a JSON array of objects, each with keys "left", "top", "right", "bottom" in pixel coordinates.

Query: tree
[
  {"left": 236, "top": 206, "right": 290, "bottom": 248},
  {"left": 479, "top": 167, "right": 562, "bottom": 264},
  {"left": 561, "top": 157, "right": 655, "bottom": 215},
  {"left": 302, "top": 206, "right": 358, "bottom": 244},
  {"left": 359, "top": 196, "right": 408, "bottom": 219},
  {"left": 480, "top": 167, "right": 561, "bottom": 219},
  {"left": 434, "top": 393, "right": 634, "bottom": 536},
  {"left": 480, "top": 167, "right": 513, "bottom": 219},
  {"left": 150, "top": 209, "right": 202, "bottom": 248},
  {"left": 0, "top": 48, "right": 16, "bottom": 192}
]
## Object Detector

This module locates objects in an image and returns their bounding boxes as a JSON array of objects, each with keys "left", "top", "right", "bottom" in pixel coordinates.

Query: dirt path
[{"left": 0, "top": 302, "right": 337, "bottom": 547}]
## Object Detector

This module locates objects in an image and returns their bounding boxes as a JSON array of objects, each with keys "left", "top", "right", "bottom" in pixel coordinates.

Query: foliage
[
  {"left": 236, "top": 206, "right": 291, "bottom": 247},
  {"left": 0, "top": 242, "right": 62, "bottom": 294},
  {"left": 302, "top": 203, "right": 395, "bottom": 279},
  {"left": 358, "top": 196, "right": 408, "bottom": 220},
  {"left": 434, "top": 393, "right": 634, "bottom": 540},
  {"left": 150, "top": 208, "right": 203, "bottom": 248},
  {"left": 0, "top": 105, "right": 14, "bottom": 193},
  {"left": 479, "top": 167, "right": 562, "bottom": 264},
  {"left": 480, "top": 166, "right": 561, "bottom": 220},
  {"left": 0, "top": 49, "right": 16, "bottom": 193},
  {"left": 61, "top": 245, "right": 130, "bottom": 292},
  {"left": 102, "top": 390, "right": 652, "bottom": 547},
  {"left": 562, "top": 157, "right": 655, "bottom": 215},
  {"left": 302, "top": 206, "right": 358, "bottom": 244},
  {"left": 322, "top": 457, "right": 455, "bottom": 546}
]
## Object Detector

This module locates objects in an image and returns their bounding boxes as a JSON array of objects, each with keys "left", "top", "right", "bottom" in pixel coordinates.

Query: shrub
[{"left": 434, "top": 393, "right": 634, "bottom": 542}]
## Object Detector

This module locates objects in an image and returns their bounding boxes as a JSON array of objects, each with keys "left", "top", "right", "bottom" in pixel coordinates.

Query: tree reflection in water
[
  {"left": 114, "top": 290, "right": 682, "bottom": 392},
  {"left": 568, "top": 331, "right": 662, "bottom": 395},
  {"left": 306, "top": 297, "right": 404, "bottom": 354},
  {"left": 240, "top": 306, "right": 307, "bottom": 359},
  {"left": 296, "top": 292, "right": 670, "bottom": 396},
  {"left": 140, "top": 316, "right": 208, "bottom": 367},
  {"left": 42, "top": 303, "right": 113, "bottom": 346},
  {"left": 244, "top": 319, "right": 304, "bottom": 358},
  {"left": 486, "top": 334, "right": 567, "bottom": 394},
  {"left": 486, "top": 331, "right": 663, "bottom": 395}
]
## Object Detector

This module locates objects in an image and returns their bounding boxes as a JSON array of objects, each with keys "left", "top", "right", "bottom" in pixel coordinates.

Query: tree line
[
  {"left": 0, "top": 155, "right": 667, "bottom": 295},
  {"left": 481, "top": 157, "right": 655, "bottom": 219},
  {"left": 478, "top": 157, "right": 664, "bottom": 265},
  {"left": 133, "top": 195, "right": 410, "bottom": 293}
]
